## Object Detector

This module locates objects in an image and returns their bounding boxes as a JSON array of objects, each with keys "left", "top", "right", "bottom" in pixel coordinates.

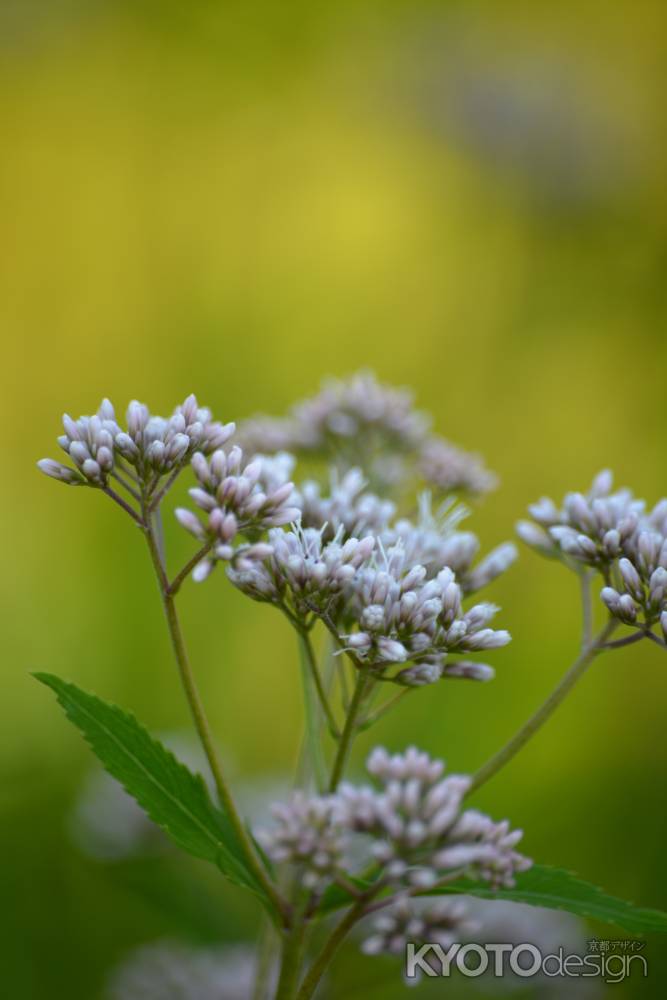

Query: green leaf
[
  {"left": 435, "top": 865, "right": 667, "bottom": 934},
  {"left": 35, "top": 672, "right": 268, "bottom": 906},
  {"left": 319, "top": 865, "right": 667, "bottom": 933}
]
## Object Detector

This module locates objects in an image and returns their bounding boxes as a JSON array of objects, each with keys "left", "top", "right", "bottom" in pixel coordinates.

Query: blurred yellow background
[{"left": 1, "top": 1, "right": 666, "bottom": 997}]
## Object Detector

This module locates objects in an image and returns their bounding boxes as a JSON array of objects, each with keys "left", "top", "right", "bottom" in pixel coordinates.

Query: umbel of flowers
[{"left": 37, "top": 374, "right": 667, "bottom": 1000}]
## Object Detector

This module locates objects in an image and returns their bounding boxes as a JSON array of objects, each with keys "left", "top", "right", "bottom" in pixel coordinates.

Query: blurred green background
[{"left": 1, "top": 0, "right": 666, "bottom": 997}]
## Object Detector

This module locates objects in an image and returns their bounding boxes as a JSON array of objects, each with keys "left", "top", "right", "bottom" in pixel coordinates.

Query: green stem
[
  {"left": 103, "top": 484, "right": 142, "bottom": 524},
  {"left": 142, "top": 511, "right": 287, "bottom": 922},
  {"left": 299, "top": 631, "right": 340, "bottom": 739},
  {"left": 168, "top": 539, "right": 215, "bottom": 595},
  {"left": 275, "top": 922, "right": 308, "bottom": 1000},
  {"left": 469, "top": 618, "right": 617, "bottom": 794},
  {"left": 328, "top": 669, "right": 373, "bottom": 792},
  {"left": 296, "top": 632, "right": 328, "bottom": 794},
  {"left": 148, "top": 466, "right": 182, "bottom": 512},
  {"left": 295, "top": 900, "right": 367, "bottom": 1000},
  {"left": 579, "top": 570, "right": 593, "bottom": 649},
  {"left": 253, "top": 916, "right": 279, "bottom": 1000},
  {"left": 359, "top": 687, "right": 411, "bottom": 730}
]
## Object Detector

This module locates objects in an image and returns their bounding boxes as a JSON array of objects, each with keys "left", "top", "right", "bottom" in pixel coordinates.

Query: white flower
[{"left": 259, "top": 746, "right": 531, "bottom": 895}]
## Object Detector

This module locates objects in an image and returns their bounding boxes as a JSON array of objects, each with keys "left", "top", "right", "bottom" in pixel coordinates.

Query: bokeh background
[{"left": 1, "top": 1, "right": 666, "bottom": 997}]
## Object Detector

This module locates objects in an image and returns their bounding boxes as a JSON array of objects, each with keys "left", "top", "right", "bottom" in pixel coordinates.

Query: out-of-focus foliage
[{"left": 1, "top": 1, "right": 666, "bottom": 997}]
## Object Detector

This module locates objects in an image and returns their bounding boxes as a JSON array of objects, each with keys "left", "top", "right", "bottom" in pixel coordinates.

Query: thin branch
[
  {"left": 295, "top": 895, "right": 375, "bottom": 1000},
  {"left": 364, "top": 868, "right": 466, "bottom": 916},
  {"left": 359, "top": 687, "right": 411, "bottom": 730},
  {"left": 110, "top": 470, "right": 141, "bottom": 502},
  {"left": 328, "top": 670, "right": 374, "bottom": 792},
  {"left": 645, "top": 629, "right": 667, "bottom": 650},
  {"left": 115, "top": 456, "right": 141, "bottom": 484},
  {"left": 600, "top": 632, "right": 647, "bottom": 650},
  {"left": 102, "top": 485, "right": 143, "bottom": 525},
  {"left": 579, "top": 571, "right": 593, "bottom": 649},
  {"left": 298, "top": 630, "right": 340, "bottom": 739},
  {"left": 469, "top": 618, "right": 618, "bottom": 794},
  {"left": 333, "top": 874, "right": 364, "bottom": 900},
  {"left": 168, "top": 539, "right": 216, "bottom": 595},
  {"left": 142, "top": 510, "right": 288, "bottom": 923},
  {"left": 296, "top": 631, "right": 329, "bottom": 794},
  {"left": 149, "top": 466, "right": 183, "bottom": 512}
]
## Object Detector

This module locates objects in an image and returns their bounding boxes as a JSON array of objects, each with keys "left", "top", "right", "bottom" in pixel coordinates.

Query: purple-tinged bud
[
  {"left": 463, "top": 628, "right": 511, "bottom": 650},
  {"left": 590, "top": 469, "right": 613, "bottom": 497},
  {"left": 575, "top": 535, "right": 598, "bottom": 559},
  {"left": 126, "top": 400, "right": 148, "bottom": 438},
  {"left": 602, "top": 529, "right": 621, "bottom": 557},
  {"left": 600, "top": 586, "right": 620, "bottom": 614},
  {"left": 516, "top": 520, "right": 554, "bottom": 554},
  {"left": 37, "top": 459, "right": 85, "bottom": 485},
  {"left": 192, "top": 559, "right": 215, "bottom": 583},
  {"left": 565, "top": 493, "right": 595, "bottom": 532},
  {"left": 527, "top": 497, "right": 560, "bottom": 526},
  {"left": 115, "top": 432, "right": 139, "bottom": 460},
  {"left": 62, "top": 414, "right": 81, "bottom": 440},
  {"left": 377, "top": 638, "right": 409, "bottom": 663},
  {"left": 649, "top": 567, "right": 667, "bottom": 608},
  {"left": 146, "top": 440, "right": 165, "bottom": 468},
  {"left": 98, "top": 398, "right": 116, "bottom": 421},
  {"left": 96, "top": 446, "right": 114, "bottom": 472},
  {"left": 617, "top": 594, "right": 638, "bottom": 624},
  {"left": 175, "top": 508, "right": 205, "bottom": 539},
  {"left": 619, "top": 558, "right": 644, "bottom": 601},
  {"left": 188, "top": 487, "right": 216, "bottom": 512},
  {"left": 69, "top": 441, "right": 91, "bottom": 466},
  {"left": 82, "top": 459, "right": 103, "bottom": 484},
  {"left": 442, "top": 660, "right": 494, "bottom": 681}
]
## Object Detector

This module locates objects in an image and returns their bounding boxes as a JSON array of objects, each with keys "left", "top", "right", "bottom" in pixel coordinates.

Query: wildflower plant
[{"left": 36, "top": 375, "right": 667, "bottom": 999}]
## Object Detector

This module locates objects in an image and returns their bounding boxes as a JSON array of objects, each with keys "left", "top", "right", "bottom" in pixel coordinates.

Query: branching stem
[
  {"left": 168, "top": 539, "right": 216, "bottom": 595},
  {"left": 141, "top": 505, "right": 287, "bottom": 923},
  {"left": 328, "top": 669, "right": 374, "bottom": 792},
  {"left": 469, "top": 618, "right": 617, "bottom": 794},
  {"left": 102, "top": 485, "right": 142, "bottom": 524},
  {"left": 298, "top": 630, "right": 340, "bottom": 739}
]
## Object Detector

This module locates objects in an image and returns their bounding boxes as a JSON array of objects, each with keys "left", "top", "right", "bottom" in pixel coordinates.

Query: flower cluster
[
  {"left": 38, "top": 394, "right": 234, "bottom": 491},
  {"left": 228, "top": 520, "right": 510, "bottom": 684},
  {"left": 361, "top": 896, "right": 476, "bottom": 957},
  {"left": 114, "top": 395, "right": 235, "bottom": 479},
  {"left": 296, "top": 468, "right": 396, "bottom": 541},
  {"left": 258, "top": 747, "right": 531, "bottom": 898},
  {"left": 237, "top": 372, "right": 496, "bottom": 496},
  {"left": 418, "top": 435, "right": 497, "bottom": 496},
  {"left": 517, "top": 470, "right": 667, "bottom": 632},
  {"left": 176, "top": 447, "right": 301, "bottom": 580},
  {"left": 382, "top": 493, "right": 517, "bottom": 595},
  {"left": 343, "top": 555, "right": 511, "bottom": 673},
  {"left": 260, "top": 792, "right": 347, "bottom": 891},
  {"left": 38, "top": 399, "right": 120, "bottom": 486}
]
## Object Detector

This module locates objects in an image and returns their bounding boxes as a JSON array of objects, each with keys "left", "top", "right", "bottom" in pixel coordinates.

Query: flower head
[
  {"left": 340, "top": 747, "right": 530, "bottom": 890},
  {"left": 258, "top": 746, "right": 531, "bottom": 898},
  {"left": 237, "top": 371, "right": 496, "bottom": 496},
  {"left": 361, "top": 895, "right": 476, "bottom": 957},
  {"left": 257, "top": 791, "right": 348, "bottom": 891},
  {"left": 38, "top": 394, "right": 234, "bottom": 493},
  {"left": 518, "top": 470, "right": 667, "bottom": 632},
  {"left": 176, "top": 447, "right": 301, "bottom": 581},
  {"left": 38, "top": 398, "right": 120, "bottom": 486}
]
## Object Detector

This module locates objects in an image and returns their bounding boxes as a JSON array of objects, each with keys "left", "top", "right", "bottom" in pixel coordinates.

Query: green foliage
[
  {"left": 34, "top": 673, "right": 269, "bottom": 905},
  {"left": 320, "top": 865, "right": 667, "bottom": 933}
]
